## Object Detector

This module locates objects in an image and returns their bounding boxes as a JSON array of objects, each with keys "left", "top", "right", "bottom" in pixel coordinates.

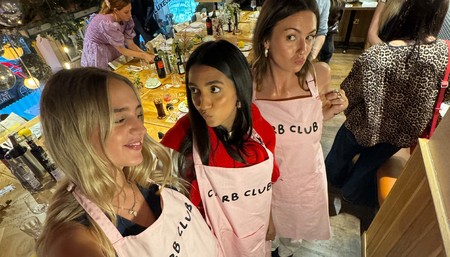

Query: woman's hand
[
  {"left": 322, "top": 89, "right": 348, "bottom": 120},
  {"left": 142, "top": 52, "right": 155, "bottom": 64}
]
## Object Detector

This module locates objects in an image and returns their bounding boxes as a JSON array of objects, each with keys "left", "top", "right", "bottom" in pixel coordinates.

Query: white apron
[
  {"left": 70, "top": 185, "right": 219, "bottom": 257},
  {"left": 254, "top": 79, "right": 331, "bottom": 240},
  {"left": 194, "top": 130, "right": 273, "bottom": 257}
]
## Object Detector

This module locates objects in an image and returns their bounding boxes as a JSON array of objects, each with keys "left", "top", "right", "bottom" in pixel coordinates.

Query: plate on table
[
  {"left": 190, "top": 21, "right": 203, "bottom": 28},
  {"left": 178, "top": 101, "right": 189, "bottom": 113},
  {"left": 125, "top": 65, "right": 143, "bottom": 72},
  {"left": 238, "top": 42, "right": 252, "bottom": 52},
  {"left": 145, "top": 78, "right": 162, "bottom": 89},
  {"left": 203, "top": 35, "right": 215, "bottom": 42}
]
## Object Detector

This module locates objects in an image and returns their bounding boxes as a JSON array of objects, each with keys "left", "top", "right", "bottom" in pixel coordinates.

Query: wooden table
[
  {"left": 0, "top": 11, "right": 258, "bottom": 256},
  {"left": 0, "top": 174, "right": 55, "bottom": 257},
  {"left": 340, "top": 2, "right": 376, "bottom": 53},
  {"left": 114, "top": 11, "right": 257, "bottom": 140}
]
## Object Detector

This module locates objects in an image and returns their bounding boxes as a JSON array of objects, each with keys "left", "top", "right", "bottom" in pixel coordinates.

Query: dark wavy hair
[
  {"left": 252, "top": 0, "right": 319, "bottom": 91},
  {"left": 178, "top": 40, "right": 253, "bottom": 171},
  {"left": 380, "top": 0, "right": 449, "bottom": 42}
]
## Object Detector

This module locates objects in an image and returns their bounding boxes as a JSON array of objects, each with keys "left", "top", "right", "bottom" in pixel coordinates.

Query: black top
[{"left": 117, "top": 183, "right": 162, "bottom": 236}]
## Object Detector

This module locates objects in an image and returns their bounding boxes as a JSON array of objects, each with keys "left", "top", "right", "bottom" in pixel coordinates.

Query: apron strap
[
  {"left": 67, "top": 183, "right": 124, "bottom": 245},
  {"left": 305, "top": 73, "right": 319, "bottom": 98}
]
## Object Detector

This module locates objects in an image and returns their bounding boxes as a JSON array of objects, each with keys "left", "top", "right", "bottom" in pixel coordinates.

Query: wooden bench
[{"left": 376, "top": 148, "right": 411, "bottom": 206}]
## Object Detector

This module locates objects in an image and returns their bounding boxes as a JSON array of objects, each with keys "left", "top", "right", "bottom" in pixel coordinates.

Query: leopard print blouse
[{"left": 342, "top": 40, "right": 450, "bottom": 148}]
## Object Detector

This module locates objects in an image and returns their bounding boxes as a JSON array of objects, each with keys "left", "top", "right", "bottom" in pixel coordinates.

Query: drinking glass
[
  {"left": 19, "top": 216, "right": 42, "bottom": 239},
  {"left": 153, "top": 97, "right": 166, "bottom": 119},
  {"left": 140, "top": 59, "right": 150, "bottom": 70},
  {"left": 24, "top": 193, "right": 48, "bottom": 214},
  {"left": 250, "top": 0, "right": 257, "bottom": 11},
  {"left": 171, "top": 74, "right": 182, "bottom": 88}
]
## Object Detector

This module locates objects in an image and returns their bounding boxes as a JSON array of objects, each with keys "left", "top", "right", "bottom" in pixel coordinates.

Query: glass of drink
[
  {"left": 171, "top": 74, "right": 182, "bottom": 88},
  {"left": 19, "top": 216, "right": 42, "bottom": 239},
  {"left": 250, "top": 0, "right": 257, "bottom": 11},
  {"left": 153, "top": 97, "right": 166, "bottom": 119},
  {"left": 163, "top": 93, "right": 172, "bottom": 104},
  {"left": 24, "top": 193, "right": 48, "bottom": 214}
]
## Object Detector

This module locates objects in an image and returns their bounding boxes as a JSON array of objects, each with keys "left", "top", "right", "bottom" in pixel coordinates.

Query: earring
[
  {"left": 236, "top": 101, "right": 241, "bottom": 108},
  {"left": 264, "top": 48, "right": 269, "bottom": 58}
]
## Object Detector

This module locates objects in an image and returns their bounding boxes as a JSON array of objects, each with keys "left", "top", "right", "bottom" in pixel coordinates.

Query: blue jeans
[
  {"left": 325, "top": 125, "right": 400, "bottom": 206},
  {"left": 318, "top": 33, "right": 335, "bottom": 64}
]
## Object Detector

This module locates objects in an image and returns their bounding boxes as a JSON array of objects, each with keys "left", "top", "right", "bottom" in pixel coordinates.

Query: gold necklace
[{"left": 114, "top": 182, "right": 138, "bottom": 217}]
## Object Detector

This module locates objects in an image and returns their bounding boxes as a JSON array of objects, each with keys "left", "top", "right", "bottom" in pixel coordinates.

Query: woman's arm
[
  {"left": 45, "top": 223, "right": 105, "bottom": 257},
  {"left": 314, "top": 62, "right": 348, "bottom": 120},
  {"left": 114, "top": 39, "right": 155, "bottom": 63},
  {"left": 367, "top": 1, "right": 386, "bottom": 46}
]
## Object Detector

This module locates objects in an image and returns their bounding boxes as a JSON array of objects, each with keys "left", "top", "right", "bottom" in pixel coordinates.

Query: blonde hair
[
  {"left": 36, "top": 67, "right": 187, "bottom": 257},
  {"left": 100, "top": 0, "right": 130, "bottom": 14},
  {"left": 378, "top": 0, "right": 403, "bottom": 33}
]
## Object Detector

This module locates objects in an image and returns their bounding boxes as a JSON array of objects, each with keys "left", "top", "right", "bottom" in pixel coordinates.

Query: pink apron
[
  {"left": 193, "top": 130, "right": 273, "bottom": 257},
  {"left": 254, "top": 78, "right": 331, "bottom": 240},
  {"left": 70, "top": 185, "right": 219, "bottom": 257}
]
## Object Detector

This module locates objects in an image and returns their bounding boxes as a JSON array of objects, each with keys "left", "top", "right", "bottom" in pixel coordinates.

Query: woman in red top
[{"left": 161, "top": 40, "right": 279, "bottom": 257}]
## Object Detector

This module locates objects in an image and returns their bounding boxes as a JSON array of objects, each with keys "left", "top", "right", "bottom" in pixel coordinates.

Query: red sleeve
[
  {"left": 251, "top": 104, "right": 280, "bottom": 182},
  {"left": 160, "top": 115, "right": 191, "bottom": 151}
]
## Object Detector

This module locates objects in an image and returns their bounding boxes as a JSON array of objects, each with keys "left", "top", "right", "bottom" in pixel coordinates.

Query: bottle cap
[{"left": 18, "top": 128, "right": 33, "bottom": 138}]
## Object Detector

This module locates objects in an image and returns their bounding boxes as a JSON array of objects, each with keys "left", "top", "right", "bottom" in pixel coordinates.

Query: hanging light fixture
[
  {"left": 23, "top": 76, "right": 40, "bottom": 89},
  {"left": 0, "top": 63, "right": 16, "bottom": 91},
  {"left": 4, "top": 34, "right": 41, "bottom": 90},
  {"left": 2, "top": 43, "right": 23, "bottom": 60}
]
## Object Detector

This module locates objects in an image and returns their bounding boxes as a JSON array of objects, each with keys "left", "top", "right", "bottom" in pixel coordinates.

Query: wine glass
[
  {"left": 250, "top": 0, "right": 257, "bottom": 11},
  {"left": 166, "top": 103, "right": 176, "bottom": 122}
]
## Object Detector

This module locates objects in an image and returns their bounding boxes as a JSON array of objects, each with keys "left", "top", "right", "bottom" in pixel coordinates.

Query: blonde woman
[
  {"left": 36, "top": 67, "right": 218, "bottom": 257},
  {"left": 81, "top": 0, "right": 154, "bottom": 69}
]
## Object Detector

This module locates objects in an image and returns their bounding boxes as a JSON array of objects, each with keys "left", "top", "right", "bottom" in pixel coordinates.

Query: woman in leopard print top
[{"left": 325, "top": 0, "right": 450, "bottom": 207}]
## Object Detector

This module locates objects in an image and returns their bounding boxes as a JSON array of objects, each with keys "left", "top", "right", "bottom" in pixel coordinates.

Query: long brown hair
[{"left": 252, "top": 0, "right": 320, "bottom": 91}]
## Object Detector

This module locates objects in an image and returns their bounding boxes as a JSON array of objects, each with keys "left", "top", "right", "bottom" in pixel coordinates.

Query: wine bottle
[
  {"left": 211, "top": 3, "right": 219, "bottom": 36},
  {"left": 153, "top": 47, "right": 166, "bottom": 79},
  {"left": 5, "top": 150, "right": 43, "bottom": 192},
  {"left": 175, "top": 43, "right": 185, "bottom": 74},
  {"left": 206, "top": 13, "right": 213, "bottom": 35},
  {"left": 18, "top": 128, "right": 64, "bottom": 181},
  {"left": 7, "top": 134, "right": 46, "bottom": 180},
  {"left": 177, "top": 57, "right": 185, "bottom": 75}
]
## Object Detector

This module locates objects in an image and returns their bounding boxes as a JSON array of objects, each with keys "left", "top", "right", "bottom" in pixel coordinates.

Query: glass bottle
[
  {"left": 206, "top": 13, "right": 213, "bottom": 35},
  {"left": 153, "top": 47, "right": 166, "bottom": 79},
  {"left": 18, "top": 128, "right": 64, "bottom": 181}
]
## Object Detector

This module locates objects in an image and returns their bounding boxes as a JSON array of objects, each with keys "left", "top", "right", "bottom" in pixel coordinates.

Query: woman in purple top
[{"left": 81, "top": 0, "right": 155, "bottom": 69}]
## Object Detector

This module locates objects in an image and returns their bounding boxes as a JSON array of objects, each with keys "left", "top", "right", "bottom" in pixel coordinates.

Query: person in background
[
  {"left": 161, "top": 40, "right": 279, "bottom": 257},
  {"left": 366, "top": 0, "right": 403, "bottom": 46},
  {"left": 326, "top": 0, "right": 450, "bottom": 211},
  {"left": 310, "top": 0, "right": 330, "bottom": 60},
  {"left": 35, "top": 67, "right": 218, "bottom": 257},
  {"left": 130, "top": 0, "right": 160, "bottom": 47},
  {"left": 318, "top": 0, "right": 345, "bottom": 63},
  {"left": 81, "top": 0, "right": 154, "bottom": 69},
  {"left": 251, "top": 0, "right": 348, "bottom": 256}
]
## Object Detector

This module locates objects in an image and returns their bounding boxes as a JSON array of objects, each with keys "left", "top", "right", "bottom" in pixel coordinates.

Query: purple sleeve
[
  {"left": 99, "top": 20, "right": 126, "bottom": 47},
  {"left": 124, "top": 19, "right": 136, "bottom": 39}
]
